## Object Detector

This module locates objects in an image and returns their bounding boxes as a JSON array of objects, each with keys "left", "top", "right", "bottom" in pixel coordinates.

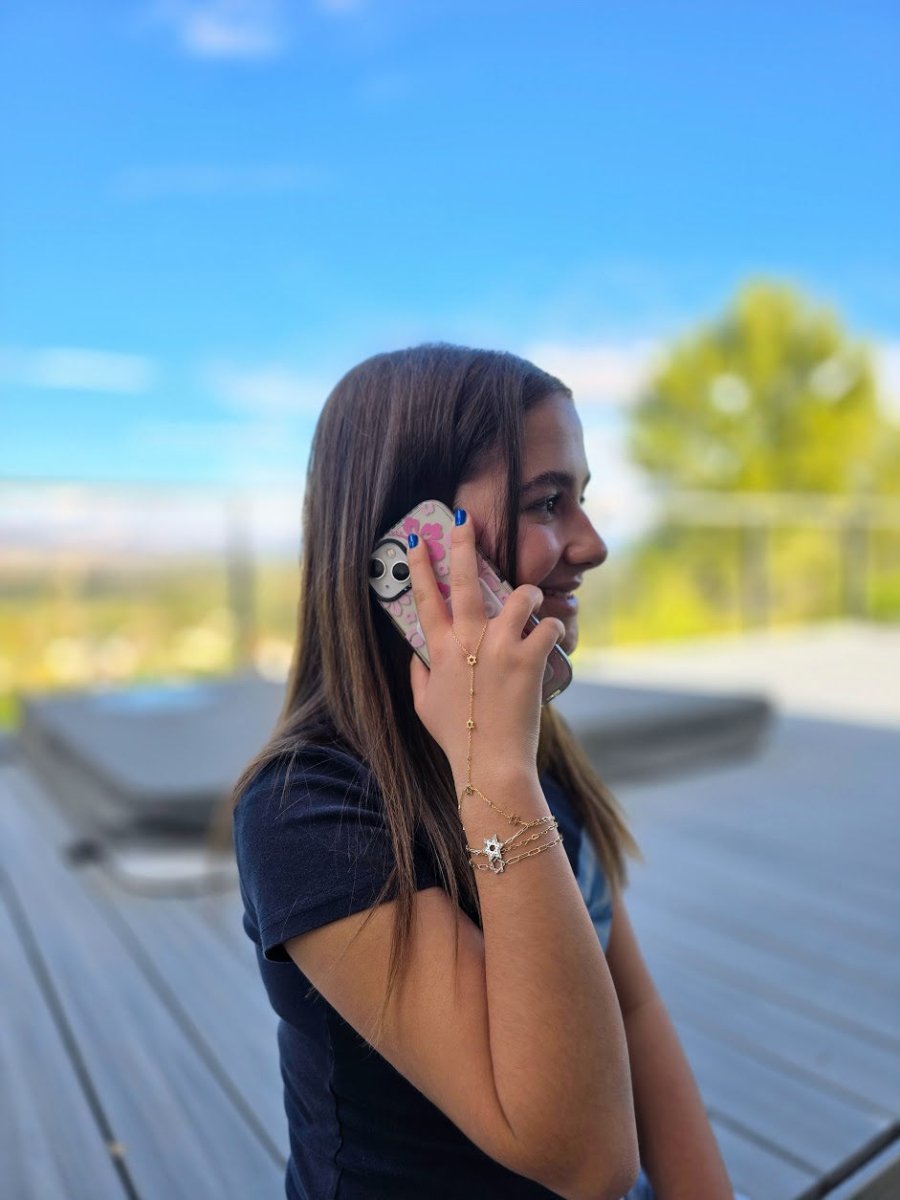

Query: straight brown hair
[{"left": 229, "top": 343, "right": 642, "bottom": 1044}]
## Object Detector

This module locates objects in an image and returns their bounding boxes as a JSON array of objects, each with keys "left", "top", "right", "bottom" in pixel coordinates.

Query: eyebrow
[{"left": 519, "top": 469, "right": 591, "bottom": 494}]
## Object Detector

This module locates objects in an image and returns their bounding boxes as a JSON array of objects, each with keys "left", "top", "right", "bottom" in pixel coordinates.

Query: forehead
[{"left": 522, "top": 393, "right": 587, "bottom": 475}]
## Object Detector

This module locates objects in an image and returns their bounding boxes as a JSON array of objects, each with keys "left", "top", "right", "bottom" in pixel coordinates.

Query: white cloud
[
  {"left": 203, "top": 362, "right": 330, "bottom": 417},
  {"left": 133, "top": 419, "right": 287, "bottom": 453},
  {"left": 875, "top": 341, "right": 900, "bottom": 420},
  {"left": 147, "top": 0, "right": 288, "bottom": 60},
  {"left": 115, "top": 163, "right": 329, "bottom": 200},
  {"left": 581, "top": 420, "right": 657, "bottom": 548},
  {"left": 0, "top": 481, "right": 303, "bottom": 558},
  {"left": 522, "top": 339, "right": 664, "bottom": 408},
  {"left": 0, "top": 346, "right": 156, "bottom": 393}
]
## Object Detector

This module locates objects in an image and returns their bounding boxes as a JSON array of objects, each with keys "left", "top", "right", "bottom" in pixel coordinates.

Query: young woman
[{"left": 231, "top": 345, "right": 736, "bottom": 1200}]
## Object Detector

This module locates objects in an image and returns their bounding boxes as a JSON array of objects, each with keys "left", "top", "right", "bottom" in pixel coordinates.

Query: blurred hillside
[{"left": 2, "top": 281, "right": 898, "bottom": 731}]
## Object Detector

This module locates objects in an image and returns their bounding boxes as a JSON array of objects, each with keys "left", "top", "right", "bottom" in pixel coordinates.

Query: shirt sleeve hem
[{"left": 259, "top": 870, "right": 444, "bottom": 962}]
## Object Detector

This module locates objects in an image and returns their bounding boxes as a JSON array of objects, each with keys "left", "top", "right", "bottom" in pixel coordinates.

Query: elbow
[{"left": 522, "top": 1126, "right": 641, "bottom": 1200}]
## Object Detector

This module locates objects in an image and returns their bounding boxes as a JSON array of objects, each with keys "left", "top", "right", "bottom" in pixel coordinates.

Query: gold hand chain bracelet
[{"left": 451, "top": 620, "right": 563, "bottom": 875}]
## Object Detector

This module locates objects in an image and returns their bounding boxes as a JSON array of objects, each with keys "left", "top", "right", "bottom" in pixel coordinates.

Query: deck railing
[{"left": 1, "top": 480, "right": 898, "bottom": 722}]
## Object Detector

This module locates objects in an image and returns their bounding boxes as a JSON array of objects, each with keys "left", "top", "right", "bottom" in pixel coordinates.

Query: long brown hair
[{"left": 229, "top": 343, "right": 642, "bottom": 1042}]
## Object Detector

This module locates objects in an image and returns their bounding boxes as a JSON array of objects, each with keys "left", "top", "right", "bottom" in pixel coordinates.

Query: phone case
[{"left": 369, "top": 499, "right": 572, "bottom": 704}]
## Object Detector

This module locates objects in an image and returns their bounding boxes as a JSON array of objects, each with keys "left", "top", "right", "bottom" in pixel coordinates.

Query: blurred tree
[{"left": 628, "top": 280, "right": 900, "bottom": 495}]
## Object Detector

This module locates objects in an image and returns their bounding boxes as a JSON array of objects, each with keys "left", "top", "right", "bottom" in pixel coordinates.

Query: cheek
[{"left": 517, "top": 527, "right": 559, "bottom": 585}]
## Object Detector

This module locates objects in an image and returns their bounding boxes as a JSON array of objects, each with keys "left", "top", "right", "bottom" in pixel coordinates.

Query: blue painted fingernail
[
  {"left": 407, "top": 532, "right": 419, "bottom": 548},
  {"left": 454, "top": 507, "right": 467, "bottom": 526}
]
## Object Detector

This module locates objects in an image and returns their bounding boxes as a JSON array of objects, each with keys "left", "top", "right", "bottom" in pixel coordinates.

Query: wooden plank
[
  {"left": 0, "top": 879, "right": 128, "bottom": 1200},
  {"left": 823, "top": 1138, "right": 900, "bottom": 1199},
  {"left": 15, "top": 774, "right": 285, "bottom": 1146},
  {"left": 617, "top": 719, "right": 900, "bottom": 915},
  {"left": 630, "top": 859, "right": 900, "bottom": 997},
  {"left": 0, "top": 765, "right": 285, "bottom": 1200},
  {"left": 627, "top": 820, "right": 900, "bottom": 958},
  {"left": 638, "top": 931, "right": 900, "bottom": 1114},
  {"left": 707, "top": 1118, "right": 817, "bottom": 1200},
  {"left": 627, "top": 893, "right": 900, "bottom": 1048},
  {"left": 662, "top": 804, "right": 899, "bottom": 903},
  {"left": 669, "top": 1019, "right": 890, "bottom": 1176},
  {"left": 85, "top": 873, "right": 287, "bottom": 1156}
]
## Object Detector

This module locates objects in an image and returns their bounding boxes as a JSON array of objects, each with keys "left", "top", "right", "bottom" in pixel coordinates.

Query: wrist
[
  {"left": 452, "top": 757, "right": 537, "bottom": 788},
  {"left": 452, "top": 764, "right": 544, "bottom": 817}
]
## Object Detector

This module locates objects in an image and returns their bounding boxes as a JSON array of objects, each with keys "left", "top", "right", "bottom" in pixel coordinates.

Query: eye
[{"left": 528, "top": 492, "right": 562, "bottom": 516}]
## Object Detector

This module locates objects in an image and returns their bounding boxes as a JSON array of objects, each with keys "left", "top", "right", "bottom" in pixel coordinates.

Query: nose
[{"left": 568, "top": 510, "right": 608, "bottom": 570}]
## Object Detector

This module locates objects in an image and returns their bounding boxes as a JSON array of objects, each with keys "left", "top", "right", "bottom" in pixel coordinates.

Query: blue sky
[{"left": 2, "top": 0, "right": 899, "bottom": 515}]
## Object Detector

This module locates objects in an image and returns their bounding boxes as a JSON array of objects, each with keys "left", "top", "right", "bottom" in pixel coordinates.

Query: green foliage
[{"left": 629, "top": 279, "right": 899, "bottom": 494}]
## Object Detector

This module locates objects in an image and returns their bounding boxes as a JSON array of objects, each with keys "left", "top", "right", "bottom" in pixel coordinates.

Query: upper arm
[
  {"left": 283, "top": 887, "right": 532, "bottom": 1179},
  {"left": 605, "top": 895, "right": 659, "bottom": 1018}
]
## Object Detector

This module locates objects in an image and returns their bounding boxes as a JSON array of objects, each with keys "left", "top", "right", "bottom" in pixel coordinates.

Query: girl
[{"left": 231, "top": 345, "right": 736, "bottom": 1200}]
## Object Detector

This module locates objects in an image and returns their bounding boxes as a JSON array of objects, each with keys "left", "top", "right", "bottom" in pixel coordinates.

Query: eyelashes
[
  {"left": 528, "top": 492, "right": 562, "bottom": 516},
  {"left": 525, "top": 492, "right": 588, "bottom": 517}
]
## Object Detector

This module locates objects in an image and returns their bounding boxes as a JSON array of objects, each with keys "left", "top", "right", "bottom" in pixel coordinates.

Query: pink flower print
[
  {"left": 409, "top": 629, "right": 426, "bottom": 648},
  {"left": 387, "top": 601, "right": 403, "bottom": 617},
  {"left": 437, "top": 580, "right": 451, "bottom": 599},
  {"left": 481, "top": 566, "right": 504, "bottom": 598},
  {"left": 419, "top": 522, "right": 446, "bottom": 561},
  {"left": 401, "top": 516, "right": 420, "bottom": 537}
]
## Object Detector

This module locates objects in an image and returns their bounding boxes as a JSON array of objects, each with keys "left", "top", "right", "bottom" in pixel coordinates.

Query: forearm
[
  {"left": 462, "top": 766, "right": 639, "bottom": 1195},
  {"left": 624, "top": 996, "right": 733, "bottom": 1199}
]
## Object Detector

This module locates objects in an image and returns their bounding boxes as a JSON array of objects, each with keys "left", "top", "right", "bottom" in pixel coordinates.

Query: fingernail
[
  {"left": 407, "top": 532, "right": 419, "bottom": 548},
  {"left": 454, "top": 507, "right": 467, "bottom": 526}
]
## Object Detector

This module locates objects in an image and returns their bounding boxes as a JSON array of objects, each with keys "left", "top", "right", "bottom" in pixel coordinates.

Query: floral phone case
[{"left": 369, "top": 499, "right": 572, "bottom": 704}]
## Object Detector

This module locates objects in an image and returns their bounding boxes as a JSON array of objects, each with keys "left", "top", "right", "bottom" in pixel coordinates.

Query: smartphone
[{"left": 368, "top": 499, "right": 572, "bottom": 704}]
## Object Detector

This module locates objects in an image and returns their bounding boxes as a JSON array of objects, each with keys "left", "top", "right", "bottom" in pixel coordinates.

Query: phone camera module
[
  {"left": 369, "top": 557, "right": 386, "bottom": 579},
  {"left": 391, "top": 562, "right": 410, "bottom": 582}
]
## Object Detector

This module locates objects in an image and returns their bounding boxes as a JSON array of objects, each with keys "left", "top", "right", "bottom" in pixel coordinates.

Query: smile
[{"left": 542, "top": 589, "right": 578, "bottom": 610}]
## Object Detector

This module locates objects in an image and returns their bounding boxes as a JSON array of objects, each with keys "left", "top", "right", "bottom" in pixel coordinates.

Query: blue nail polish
[
  {"left": 407, "top": 532, "right": 419, "bottom": 548},
  {"left": 454, "top": 507, "right": 467, "bottom": 526}
]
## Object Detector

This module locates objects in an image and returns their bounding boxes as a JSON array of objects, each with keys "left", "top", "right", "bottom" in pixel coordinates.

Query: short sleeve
[
  {"left": 576, "top": 831, "right": 614, "bottom": 954},
  {"left": 233, "top": 745, "right": 443, "bottom": 962}
]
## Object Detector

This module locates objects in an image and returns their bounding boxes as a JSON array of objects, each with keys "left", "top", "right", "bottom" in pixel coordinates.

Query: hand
[{"left": 406, "top": 511, "right": 566, "bottom": 790}]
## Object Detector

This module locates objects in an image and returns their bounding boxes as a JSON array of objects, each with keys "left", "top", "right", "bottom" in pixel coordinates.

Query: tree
[{"left": 628, "top": 280, "right": 899, "bottom": 495}]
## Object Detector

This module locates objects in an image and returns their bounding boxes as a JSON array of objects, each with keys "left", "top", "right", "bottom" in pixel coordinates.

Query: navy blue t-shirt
[{"left": 233, "top": 743, "right": 651, "bottom": 1200}]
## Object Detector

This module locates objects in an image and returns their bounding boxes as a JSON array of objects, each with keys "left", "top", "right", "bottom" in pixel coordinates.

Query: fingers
[
  {"left": 498, "top": 586, "right": 565, "bottom": 669},
  {"left": 406, "top": 531, "right": 449, "bottom": 646},
  {"left": 497, "top": 583, "right": 545, "bottom": 637},
  {"left": 446, "top": 510, "right": 487, "bottom": 628},
  {"left": 527, "top": 614, "right": 567, "bottom": 661}
]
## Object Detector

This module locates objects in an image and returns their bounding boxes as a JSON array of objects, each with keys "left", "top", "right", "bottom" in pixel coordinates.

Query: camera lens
[
  {"left": 369, "top": 558, "right": 386, "bottom": 579},
  {"left": 392, "top": 562, "right": 410, "bottom": 582}
]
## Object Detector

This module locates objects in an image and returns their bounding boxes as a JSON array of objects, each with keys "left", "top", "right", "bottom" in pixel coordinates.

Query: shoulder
[
  {"left": 236, "top": 741, "right": 374, "bottom": 817},
  {"left": 232, "top": 740, "right": 443, "bottom": 959},
  {"left": 232, "top": 741, "right": 386, "bottom": 856}
]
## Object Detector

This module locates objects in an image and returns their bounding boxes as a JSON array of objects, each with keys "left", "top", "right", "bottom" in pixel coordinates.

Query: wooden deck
[{"left": 2, "top": 712, "right": 899, "bottom": 1200}]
